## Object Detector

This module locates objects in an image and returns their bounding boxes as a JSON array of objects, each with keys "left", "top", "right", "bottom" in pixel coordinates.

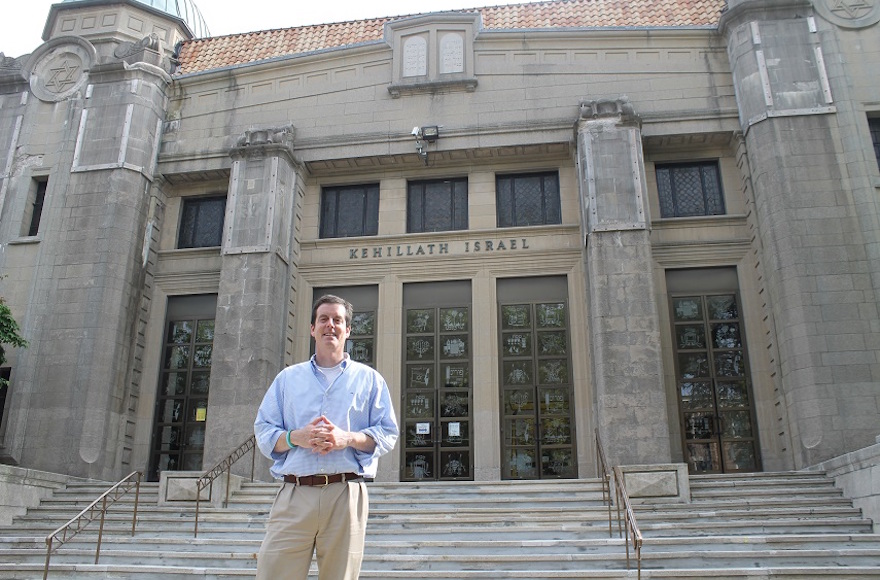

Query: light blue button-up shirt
[{"left": 254, "top": 356, "right": 399, "bottom": 480}]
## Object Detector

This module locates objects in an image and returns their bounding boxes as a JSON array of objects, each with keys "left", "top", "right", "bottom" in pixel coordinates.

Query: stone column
[
  {"left": 203, "top": 126, "right": 301, "bottom": 472},
  {"left": 577, "top": 97, "right": 671, "bottom": 466},
  {"left": 720, "top": 0, "right": 880, "bottom": 466},
  {"left": 2, "top": 38, "right": 171, "bottom": 479}
]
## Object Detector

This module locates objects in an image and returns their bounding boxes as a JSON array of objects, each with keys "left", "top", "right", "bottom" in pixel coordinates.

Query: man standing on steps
[{"left": 254, "top": 294, "right": 399, "bottom": 580}]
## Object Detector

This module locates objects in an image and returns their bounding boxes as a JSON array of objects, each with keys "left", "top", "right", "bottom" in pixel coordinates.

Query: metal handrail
[
  {"left": 594, "top": 429, "right": 615, "bottom": 538},
  {"left": 612, "top": 465, "right": 643, "bottom": 580},
  {"left": 43, "top": 470, "right": 142, "bottom": 580},
  {"left": 194, "top": 434, "right": 257, "bottom": 537}
]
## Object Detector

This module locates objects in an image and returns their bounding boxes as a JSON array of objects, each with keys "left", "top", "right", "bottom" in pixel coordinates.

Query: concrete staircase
[{"left": 0, "top": 471, "right": 878, "bottom": 579}]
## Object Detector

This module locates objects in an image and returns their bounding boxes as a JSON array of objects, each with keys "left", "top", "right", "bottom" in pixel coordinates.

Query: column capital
[
  {"left": 230, "top": 125, "right": 296, "bottom": 162},
  {"left": 578, "top": 96, "right": 640, "bottom": 127}
]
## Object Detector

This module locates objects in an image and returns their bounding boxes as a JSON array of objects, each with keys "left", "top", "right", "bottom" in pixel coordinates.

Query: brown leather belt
[{"left": 283, "top": 472, "right": 361, "bottom": 486}]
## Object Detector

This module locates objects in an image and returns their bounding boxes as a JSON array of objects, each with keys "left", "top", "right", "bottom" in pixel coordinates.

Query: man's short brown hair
[{"left": 310, "top": 294, "right": 353, "bottom": 326}]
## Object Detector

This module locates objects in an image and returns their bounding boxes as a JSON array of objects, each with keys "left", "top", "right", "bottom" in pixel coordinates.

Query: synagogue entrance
[
  {"left": 148, "top": 295, "right": 216, "bottom": 481},
  {"left": 498, "top": 276, "right": 576, "bottom": 479},
  {"left": 667, "top": 269, "right": 761, "bottom": 474},
  {"left": 401, "top": 281, "right": 473, "bottom": 481}
]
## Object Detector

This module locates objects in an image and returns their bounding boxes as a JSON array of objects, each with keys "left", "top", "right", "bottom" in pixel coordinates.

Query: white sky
[{"left": 1, "top": 0, "right": 511, "bottom": 58}]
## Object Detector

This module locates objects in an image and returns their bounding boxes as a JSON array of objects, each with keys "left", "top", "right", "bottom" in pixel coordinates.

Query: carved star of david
[
  {"left": 829, "top": 0, "right": 874, "bottom": 19},
  {"left": 45, "top": 59, "right": 80, "bottom": 93}
]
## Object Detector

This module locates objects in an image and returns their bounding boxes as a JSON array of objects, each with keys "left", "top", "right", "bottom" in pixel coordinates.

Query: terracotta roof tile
[{"left": 176, "top": 0, "right": 726, "bottom": 75}]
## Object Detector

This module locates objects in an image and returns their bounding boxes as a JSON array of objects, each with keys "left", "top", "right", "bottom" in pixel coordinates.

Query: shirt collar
[{"left": 309, "top": 353, "right": 350, "bottom": 372}]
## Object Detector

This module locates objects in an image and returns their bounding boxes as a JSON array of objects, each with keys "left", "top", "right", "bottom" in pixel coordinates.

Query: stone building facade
[{"left": 0, "top": 0, "right": 878, "bottom": 483}]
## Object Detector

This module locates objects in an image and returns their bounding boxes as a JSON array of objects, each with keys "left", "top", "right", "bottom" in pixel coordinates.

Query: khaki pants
[{"left": 256, "top": 481, "right": 368, "bottom": 580}]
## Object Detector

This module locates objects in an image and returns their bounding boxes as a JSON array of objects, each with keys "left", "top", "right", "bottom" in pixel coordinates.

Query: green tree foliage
[{"left": 0, "top": 298, "right": 27, "bottom": 388}]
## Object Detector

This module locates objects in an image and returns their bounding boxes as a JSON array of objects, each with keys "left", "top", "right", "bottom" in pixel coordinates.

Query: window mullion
[
  {"left": 699, "top": 166, "right": 711, "bottom": 212},
  {"left": 358, "top": 190, "right": 367, "bottom": 234},
  {"left": 420, "top": 186, "right": 428, "bottom": 232},
  {"left": 670, "top": 173, "right": 680, "bottom": 218},
  {"left": 540, "top": 176, "right": 548, "bottom": 223},
  {"left": 510, "top": 181, "right": 518, "bottom": 226}
]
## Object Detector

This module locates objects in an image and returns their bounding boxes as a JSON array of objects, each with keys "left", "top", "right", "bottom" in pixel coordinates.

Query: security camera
[{"left": 411, "top": 127, "right": 421, "bottom": 137}]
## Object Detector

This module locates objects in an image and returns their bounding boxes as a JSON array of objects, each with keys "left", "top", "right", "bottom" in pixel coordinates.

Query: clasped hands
[{"left": 297, "top": 416, "right": 351, "bottom": 454}]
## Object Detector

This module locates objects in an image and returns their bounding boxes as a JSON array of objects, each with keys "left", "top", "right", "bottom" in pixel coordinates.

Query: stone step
[
  {"left": 50, "top": 484, "right": 160, "bottom": 493},
  {"left": 633, "top": 505, "right": 864, "bottom": 521},
  {"left": 692, "top": 470, "right": 827, "bottom": 477},
  {"left": 226, "top": 496, "right": 610, "bottom": 510},
  {"left": 251, "top": 479, "right": 609, "bottom": 491},
  {"left": 6, "top": 531, "right": 880, "bottom": 555},
  {"left": 8, "top": 543, "right": 880, "bottom": 572},
  {"left": 9, "top": 505, "right": 267, "bottom": 519},
  {"left": 5, "top": 506, "right": 870, "bottom": 540},
  {"left": 13, "top": 505, "right": 864, "bottom": 534},
  {"left": 231, "top": 480, "right": 842, "bottom": 500},
  {"left": 37, "top": 494, "right": 161, "bottom": 506},
  {"left": 0, "top": 470, "right": 874, "bottom": 580},
  {"left": 9, "top": 506, "right": 617, "bottom": 524},
  {"left": 690, "top": 471, "right": 830, "bottom": 482},
  {"left": 639, "top": 518, "right": 874, "bottom": 536},
  {"left": 236, "top": 491, "right": 606, "bottom": 504},
  {"left": 688, "top": 473, "right": 836, "bottom": 485},
  {"left": 0, "top": 521, "right": 617, "bottom": 542},
  {"left": 638, "top": 497, "right": 856, "bottom": 510},
  {"left": 52, "top": 486, "right": 160, "bottom": 498},
  {"left": 2, "top": 562, "right": 879, "bottom": 580},
  {"left": 690, "top": 488, "right": 844, "bottom": 501},
  {"left": 11, "top": 501, "right": 617, "bottom": 519},
  {"left": 43, "top": 489, "right": 161, "bottom": 498},
  {"left": 364, "top": 521, "right": 875, "bottom": 539},
  {"left": 4, "top": 522, "right": 873, "bottom": 550},
  {"left": 35, "top": 496, "right": 860, "bottom": 515},
  {"left": 10, "top": 512, "right": 869, "bottom": 540}
]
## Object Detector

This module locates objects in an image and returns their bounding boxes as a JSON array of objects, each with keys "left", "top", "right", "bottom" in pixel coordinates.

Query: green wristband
[{"left": 285, "top": 429, "right": 295, "bottom": 449}]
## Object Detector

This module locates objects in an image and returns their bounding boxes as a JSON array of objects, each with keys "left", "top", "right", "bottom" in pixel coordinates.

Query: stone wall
[
  {"left": 807, "top": 436, "right": 880, "bottom": 533},
  {"left": 0, "top": 465, "right": 84, "bottom": 526}
]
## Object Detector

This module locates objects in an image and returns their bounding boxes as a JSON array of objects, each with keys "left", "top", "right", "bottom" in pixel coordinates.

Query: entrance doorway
[
  {"left": 401, "top": 281, "right": 473, "bottom": 481},
  {"left": 498, "top": 277, "right": 576, "bottom": 479},
  {"left": 667, "top": 269, "right": 761, "bottom": 474},
  {"left": 148, "top": 295, "right": 217, "bottom": 481}
]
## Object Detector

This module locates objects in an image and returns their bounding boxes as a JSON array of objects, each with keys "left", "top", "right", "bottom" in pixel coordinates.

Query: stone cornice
[{"left": 388, "top": 78, "right": 478, "bottom": 98}]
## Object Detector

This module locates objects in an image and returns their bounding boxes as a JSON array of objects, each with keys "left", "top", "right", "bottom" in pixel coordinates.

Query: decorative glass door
[
  {"left": 402, "top": 306, "right": 472, "bottom": 481},
  {"left": 346, "top": 310, "right": 375, "bottom": 367},
  {"left": 499, "top": 301, "right": 576, "bottom": 479},
  {"left": 672, "top": 293, "right": 760, "bottom": 474},
  {"left": 149, "top": 315, "right": 214, "bottom": 481}
]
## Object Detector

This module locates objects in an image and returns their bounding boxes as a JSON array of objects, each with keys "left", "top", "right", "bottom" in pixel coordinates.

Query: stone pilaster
[
  {"left": 202, "top": 126, "right": 300, "bottom": 472},
  {"left": 721, "top": 0, "right": 880, "bottom": 466},
  {"left": 577, "top": 97, "right": 671, "bottom": 466}
]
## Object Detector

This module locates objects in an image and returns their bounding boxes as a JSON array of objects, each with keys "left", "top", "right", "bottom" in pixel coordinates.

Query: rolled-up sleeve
[
  {"left": 254, "top": 376, "right": 287, "bottom": 461},
  {"left": 353, "top": 374, "right": 399, "bottom": 467}
]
